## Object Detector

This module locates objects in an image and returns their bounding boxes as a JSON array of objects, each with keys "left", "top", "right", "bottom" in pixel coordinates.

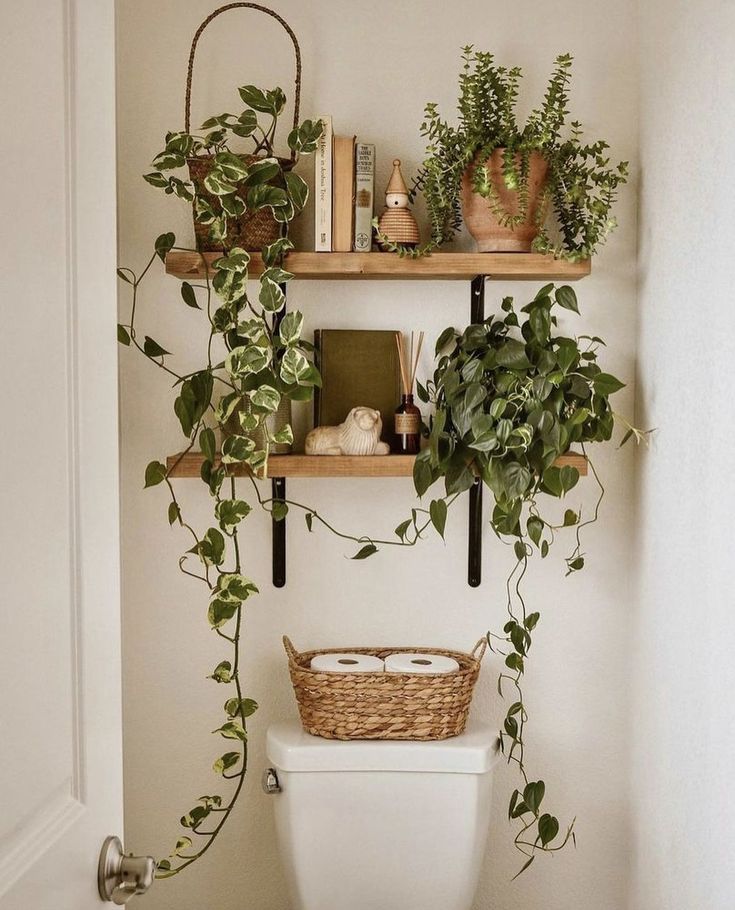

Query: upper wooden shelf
[
  {"left": 165, "top": 251, "right": 591, "bottom": 282},
  {"left": 166, "top": 451, "right": 588, "bottom": 479}
]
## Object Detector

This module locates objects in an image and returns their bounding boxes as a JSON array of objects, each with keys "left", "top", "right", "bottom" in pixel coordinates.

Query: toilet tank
[{"left": 266, "top": 721, "right": 500, "bottom": 910}]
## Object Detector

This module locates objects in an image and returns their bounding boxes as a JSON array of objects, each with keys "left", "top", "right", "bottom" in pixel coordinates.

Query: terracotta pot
[{"left": 461, "top": 149, "right": 549, "bottom": 252}]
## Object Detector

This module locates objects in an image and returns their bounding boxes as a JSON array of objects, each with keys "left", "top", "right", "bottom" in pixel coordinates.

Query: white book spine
[
  {"left": 315, "top": 115, "right": 333, "bottom": 252},
  {"left": 353, "top": 142, "right": 375, "bottom": 253}
]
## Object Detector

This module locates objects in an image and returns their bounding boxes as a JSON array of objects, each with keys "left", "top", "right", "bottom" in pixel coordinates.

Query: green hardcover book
[{"left": 313, "top": 329, "right": 401, "bottom": 445}]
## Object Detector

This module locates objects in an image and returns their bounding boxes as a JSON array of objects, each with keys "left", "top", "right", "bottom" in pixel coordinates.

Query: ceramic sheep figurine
[{"left": 305, "top": 407, "right": 390, "bottom": 456}]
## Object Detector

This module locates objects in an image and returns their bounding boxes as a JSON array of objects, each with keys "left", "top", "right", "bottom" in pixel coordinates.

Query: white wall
[
  {"left": 631, "top": 3, "right": 735, "bottom": 908},
  {"left": 116, "top": 2, "right": 638, "bottom": 907}
]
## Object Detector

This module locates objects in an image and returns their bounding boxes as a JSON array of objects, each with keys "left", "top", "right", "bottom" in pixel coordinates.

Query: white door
[{"left": 0, "top": 1, "right": 138, "bottom": 907}]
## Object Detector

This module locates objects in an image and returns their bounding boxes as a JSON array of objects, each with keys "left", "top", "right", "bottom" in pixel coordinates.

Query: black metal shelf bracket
[
  {"left": 272, "top": 285, "right": 287, "bottom": 588},
  {"left": 468, "top": 275, "right": 486, "bottom": 587},
  {"left": 269, "top": 276, "right": 487, "bottom": 588},
  {"left": 272, "top": 476, "right": 286, "bottom": 588}
]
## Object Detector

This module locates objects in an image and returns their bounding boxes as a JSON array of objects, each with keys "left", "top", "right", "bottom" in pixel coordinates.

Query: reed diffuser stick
[
  {"left": 410, "top": 331, "right": 424, "bottom": 391},
  {"left": 395, "top": 331, "right": 425, "bottom": 395},
  {"left": 409, "top": 332, "right": 414, "bottom": 389},
  {"left": 395, "top": 332, "right": 410, "bottom": 395}
]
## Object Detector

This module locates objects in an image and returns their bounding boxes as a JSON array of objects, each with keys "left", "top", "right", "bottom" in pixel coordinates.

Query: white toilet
[{"left": 265, "top": 720, "right": 499, "bottom": 910}]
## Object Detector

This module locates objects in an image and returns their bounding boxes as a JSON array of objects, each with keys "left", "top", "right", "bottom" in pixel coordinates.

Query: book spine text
[
  {"left": 353, "top": 142, "right": 375, "bottom": 252},
  {"left": 315, "top": 115, "right": 333, "bottom": 251}
]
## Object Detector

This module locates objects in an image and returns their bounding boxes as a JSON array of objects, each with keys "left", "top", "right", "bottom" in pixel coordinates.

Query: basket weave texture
[
  {"left": 187, "top": 156, "right": 293, "bottom": 252},
  {"left": 284, "top": 636, "right": 487, "bottom": 741},
  {"left": 183, "top": 4, "right": 302, "bottom": 252}
]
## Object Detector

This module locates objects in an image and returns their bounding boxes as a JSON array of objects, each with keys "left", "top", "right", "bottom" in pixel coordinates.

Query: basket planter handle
[
  {"left": 283, "top": 635, "right": 299, "bottom": 663},
  {"left": 184, "top": 2, "right": 302, "bottom": 163},
  {"left": 471, "top": 637, "right": 488, "bottom": 662}
]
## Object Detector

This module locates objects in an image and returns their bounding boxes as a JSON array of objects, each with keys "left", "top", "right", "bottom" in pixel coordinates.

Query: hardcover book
[
  {"left": 314, "top": 115, "right": 333, "bottom": 251},
  {"left": 313, "top": 329, "right": 401, "bottom": 445},
  {"left": 353, "top": 142, "right": 375, "bottom": 252},
  {"left": 332, "top": 135, "right": 356, "bottom": 252}
]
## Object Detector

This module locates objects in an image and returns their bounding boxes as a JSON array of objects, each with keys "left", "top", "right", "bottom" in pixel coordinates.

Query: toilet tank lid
[{"left": 266, "top": 721, "right": 500, "bottom": 774}]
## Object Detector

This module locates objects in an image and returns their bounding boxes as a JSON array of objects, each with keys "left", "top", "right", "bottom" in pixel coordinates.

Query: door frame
[{"left": 0, "top": 0, "right": 122, "bottom": 904}]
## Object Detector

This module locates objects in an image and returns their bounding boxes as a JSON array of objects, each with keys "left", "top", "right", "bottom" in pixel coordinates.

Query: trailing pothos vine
[
  {"left": 409, "top": 285, "right": 649, "bottom": 871},
  {"left": 118, "top": 80, "right": 457, "bottom": 877},
  {"left": 119, "top": 234, "right": 456, "bottom": 874},
  {"left": 120, "top": 80, "right": 645, "bottom": 881}
]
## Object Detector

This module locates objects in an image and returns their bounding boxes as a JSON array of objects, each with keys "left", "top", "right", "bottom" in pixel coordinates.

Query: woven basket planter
[
  {"left": 187, "top": 155, "right": 294, "bottom": 252},
  {"left": 183, "top": 4, "right": 302, "bottom": 252},
  {"left": 284, "top": 636, "right": 487, "bottom": 741}
]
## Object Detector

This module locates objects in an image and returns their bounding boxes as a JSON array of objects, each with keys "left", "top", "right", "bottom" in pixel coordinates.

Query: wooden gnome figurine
[{"left": 378, "top": 159, "right": 420, "bottom": 247}]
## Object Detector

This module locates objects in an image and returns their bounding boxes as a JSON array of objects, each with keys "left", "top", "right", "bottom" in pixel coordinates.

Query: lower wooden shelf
[
  {"left": 165, "top": 451, "right": 588, "bottom": 479},
  {"left": 166, "top": 450, "right": 587, "bottom": 590}
]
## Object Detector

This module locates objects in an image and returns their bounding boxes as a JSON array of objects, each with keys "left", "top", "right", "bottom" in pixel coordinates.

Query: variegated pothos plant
[{"left": 119, "top": 82, "right": 646, "bottom": 882}]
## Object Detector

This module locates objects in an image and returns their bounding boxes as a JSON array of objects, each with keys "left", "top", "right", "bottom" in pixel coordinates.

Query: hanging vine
[
  {"left": 118, "top": 236, "right": 455, "bottom": 875},
  {"left": 119, "top": 80, "right": 646, "bottom": 879}
]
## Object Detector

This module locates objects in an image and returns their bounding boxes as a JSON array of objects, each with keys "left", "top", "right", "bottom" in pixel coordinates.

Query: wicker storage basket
[
  {"left": 183, "top": 4, "right": 302, "bottom": 252},
  {"left": 284, "top": 636, "right": 487, "bottom": 741},
  {"left": 187, "top": 155, "right": 293, "bottom": 252}
]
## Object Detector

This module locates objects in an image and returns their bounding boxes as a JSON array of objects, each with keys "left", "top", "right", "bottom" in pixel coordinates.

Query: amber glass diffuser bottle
[
  {"left": 395, "top": 393, "right": 421, "bottom": 453},
  {"left": 394, "top": 331, "right": 424, "bottom": 455}
]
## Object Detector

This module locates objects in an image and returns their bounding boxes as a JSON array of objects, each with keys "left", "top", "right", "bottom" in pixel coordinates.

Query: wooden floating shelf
[
  {"left": 162, "top": 255, "right": 592, "bottom": 588},
  {"left": 165, "top": 251, "right": 591, "bottom": 282},
  {"left": 166, "top": 451, "right": 588, "bottom": 479}
]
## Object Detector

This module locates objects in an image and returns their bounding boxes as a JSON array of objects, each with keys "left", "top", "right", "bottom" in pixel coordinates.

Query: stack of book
[{"left": 315, "top": 116, "right": 375, "bottom": 253}]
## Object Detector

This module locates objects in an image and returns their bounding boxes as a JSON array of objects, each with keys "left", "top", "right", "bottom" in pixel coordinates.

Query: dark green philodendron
[
  {"left": 415, "top": 283, "right": 619, "bottom": 504},
  {"left": 408, "top": 282, "right": 647, "bottom": 872},
  {"left": 379, "top": 48, "right": 628, "bottom": 260}
]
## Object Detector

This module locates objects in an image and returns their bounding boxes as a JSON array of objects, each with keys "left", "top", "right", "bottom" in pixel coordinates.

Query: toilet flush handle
[{"left": 262, "top": 767, "right": 281, "bottom": 794}]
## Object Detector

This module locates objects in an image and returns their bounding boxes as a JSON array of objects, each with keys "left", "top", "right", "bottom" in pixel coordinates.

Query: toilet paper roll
[
  {"left": 310, "top": 653, "right": 385, "bottom": 673},
  {"left": 384, "top": 653, "right": 460, "bottom": 675}
]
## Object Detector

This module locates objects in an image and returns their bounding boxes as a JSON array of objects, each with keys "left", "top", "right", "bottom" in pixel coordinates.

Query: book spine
[
  {"left": 353, "top": 143, "right": 375, "bottom": 252},
  {"left": 332, "top": 136, "right": 356, "bottom": 252},
  {"left": 314, "top": 115, "right": 333, "bottom": 252}
]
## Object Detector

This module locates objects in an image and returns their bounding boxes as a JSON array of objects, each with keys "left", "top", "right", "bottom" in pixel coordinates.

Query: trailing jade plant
[{"left": 379, "top": 47, "right": 628, "bottom": 260}]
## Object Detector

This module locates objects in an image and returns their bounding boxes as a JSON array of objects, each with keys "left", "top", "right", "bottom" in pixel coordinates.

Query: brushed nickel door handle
[{"left": 98, "top": 836, "right": 155, "bottom": 904}]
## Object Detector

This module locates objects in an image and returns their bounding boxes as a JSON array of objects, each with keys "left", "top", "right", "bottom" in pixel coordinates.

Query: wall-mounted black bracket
[
  {"left": 468, "top": 275, "right": 486, "bottom": 587},
  {"left": 272, "top": 285, "right": 287, "bottom": 588},
  {"left": 269, "top": 276, "right": 487, "bottom": 588},
  {"left": 272, "top": 476, "right": 286, "bottom": 587}
]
